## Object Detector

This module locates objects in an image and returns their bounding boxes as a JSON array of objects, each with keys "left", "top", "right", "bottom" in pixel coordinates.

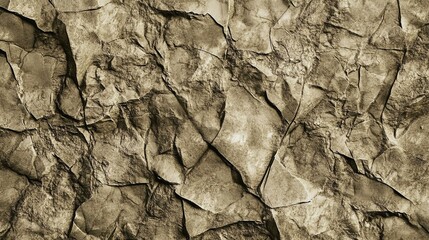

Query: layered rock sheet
[{"left": 0, "top": 0, "right": 429, "bottom": 239}]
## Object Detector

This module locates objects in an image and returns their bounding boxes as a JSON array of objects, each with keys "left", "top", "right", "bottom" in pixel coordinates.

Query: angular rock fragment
[
  {"left": 266, "top": 79, "right": 299, "bottom": 122},
  {"left": 183, "top": 193, "right": 264, "bottom": 237},
  {"left": 398, "top": 114, "right": 429, "bottom": 161},
  {"left": 345, "top": 115, "right": 387, "bottom": 172},
  {"left": 383, "top": 31, "right": 429, "bottom": 135},
  {"left": 272, "top": 195, "right": 361, "bottom": 239},
  {"left": 48, "top": 127, "right": 89, "bottom": 178},
  {"left": 3, "top": 0, "right": 56, "bottom": 32},
  {"left": 328, "top": 0, "right": 390, "bottom": 37},
  {"left": 163, "top": 33, "right": 229, "bottom": 141},
  {"left": 7, "top": 169, "right": 77, "bottom": 239},
  {"left": 151, "top": 154, "right": 184, "bottom": 184},
  {"left": 150, "top": 93, "right": 187, "bottom": 153},
  {"left": 0, "top": 168, "right": 28, "bottom": 237},
  {"left": 71, "top": 185, "right": 147, "bottom": 239},
  {"left": 382, "top": 217, "right": 429, "bottom": 239},
  {"left": 0, "top": 54, "right": 36, "bottom": 131},
  {"left": 398, "top": 0, "right": 429, "bottom": 38},
  {"left": 56, "top": 2, "right": 128, "bottom": 83},
  {"left": 175, "top": 120, "right": 208, "bottom": 168},
  {"left": 351, "top": 174, "right": 413, "bottom": 213},
  {"left": 6, "top": 135, "right": 40, "bottom": 179},
  {"left": 276, "top": 125, "right": 333, "bottom": 190},
  {"left": 58, "top": 77, "right": 84, "bottom": 120},
  {"left": 81, "top": 48, "right": 164, "bottom": 123},
  {"left": 229, "top": 0, "right": 289, "bottom": 53},
  {"left": 165, "top": 15, "right": 227, "bottom": 57},
  {"left": 143, "top": 184, "right": 185, "bottom": 239},
  {"left": 369, "top": 2, "right": 405, "bottom": 50},
  {"left": 1, "top": 25, "right": 68, "bottom": 121},
  {"left": 0, "top": 10, "right": 35, "bottom": 50},
  {"left": 52, "top": 0, "right": 112, "bottom": 12},
  {"left": 176, "top": 149, "right": 244, "bottom": 213},
  {"left": 11, "top": 50, "right": 56, "bottom": 119},
  {"left": 194, "top": 222, "right": 272, "bottom": 240},
  {"left": 260, "top": 158, "right": 319, "bottom": 208},
  {"left": 91, "top": 121, "right": 151, "bottom": 185},
  {"left": 213, "top": 87, "right": 283, "bottom": 190},
  {"left": 372, "top": 146, "right": 429, "bottom": 205}
]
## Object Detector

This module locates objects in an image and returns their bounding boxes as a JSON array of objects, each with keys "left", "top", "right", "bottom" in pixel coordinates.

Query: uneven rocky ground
[{"left": 1, "top": 0, "right": 429, "bottom": 239}]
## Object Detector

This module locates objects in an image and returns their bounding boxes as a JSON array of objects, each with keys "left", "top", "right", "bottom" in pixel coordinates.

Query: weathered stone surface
[
  {"left": 71, "top": 185, "right": 149, "bottom": 239},
  {"left": 52, "top": 0, "right": 112, "bottom": 13},
  {"left": 1, "top": 0, "right": 429, "bottom": 238},
  {"left": 175, "top": 120, "right": 208, "bottom": 168},
  {"left": 229, "top": 0, "right": 288, "bottom": 53},
  {"left": 183, "top": 193, "right": 265, "bottom": 237},
  {"left": 0, "top": 54, "right": 36, "bottom": 131},
  {"left": 194, "top": 222, "right": 272, "bottom": 240},
  {"left": 3, "top": 0, "right": 56, "bottom": 32},
  {"left": 272, "top": 194, "right": 360, "bottom": 239},
  {"left": 176, "top": 149, "right": 244, "bottom": 213},
  {"left": 260, "top": 158, "right": 319, "bottom": 208},
  {"left": 213, "top": 87, "right": 283, "bottom": 190},
  {"left": 91, "top": 121, "right": 151, "bottom": 186},
  {"left": 151, "top": 154, "right": 184, "bottom": 184},
  {"left": 0, "top": 10, "right": 35, "bottom": 49},
  {"left": 0, "top": 168, "right": 28, "bottom": 237}
]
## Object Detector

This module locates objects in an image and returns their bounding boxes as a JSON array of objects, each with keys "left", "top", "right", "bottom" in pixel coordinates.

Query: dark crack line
[
  {"left": 0, "top": 162, "right": 41, "bottom": 185},
  {"left": 369, "top": 5, "right": 388, "bottom": 42},
  {"left": 147, "top": 4, "right": 205, "bottom": 20},
  {"left": 365, "top": 210, "right": 414, "bottom": 226},
  {"left": 0, "top": 6, "right": 52, "bottom": 33},
  {"left": 396, "top": 0, "right": 403, "bottom": 28},
  {"left": 264, "top": 91, "right": 286, "bottom": 122},
  {"left": 324, "top": 21, "right": 364, "bottom": 37},
  {"left": 380, "top": 48, "right": 407, "bottom": 124},
  {"left": 259, "top": 78, "right": 305, "bottom": 195},
  {"left": 52, "top": 17, "right": 92, "bottom": 135}
]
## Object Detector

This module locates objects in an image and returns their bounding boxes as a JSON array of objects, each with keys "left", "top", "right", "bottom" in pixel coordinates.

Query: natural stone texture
[
  {"left": 151, "top": 154, "right": 184, "bottom": 184},
  {"left": 183, "top": 193, "right": 265, "bottom": 237},
  {"left": 0, "top": 168, "right": 28, "bottom": 237},
  {"left": 176, "top": 149, "right": 244, "bottom": 213},
  {"left": 58, "top": 77, "right": 84, "bottom": 120},
  {"left": 213, "top": 87, "right": 283, "bottom": 191},
  {"left": 260, "top": 158, "right": 319, "bottom": 208},
  {"left": 229, "top": 0, "right": 289, "bottom": 53},
  {"left": 175, "top": 120, "right": 208, "bottom": 168},
  {"left": 0, "top": 54, "right": 36, "bottom": 131},
  {"left": 52, "top": 0, "right": 112, "bottom": 13},
  {"left": 71, "top": 185, "right": 152, "bottom": 239},
  {"left": 0, "top": 10, "right": 35, "bottom": 49},
  {"left": 91, "top": 122, "right": 151, "bottom": 186},
  {"left": 3, "top": 0, "right": 56, "bottom": 32},
  {"left": 1, "top": 0, "right": 429, "bottom": 239},
  {"left": 194, "top": 222, "right": 272, "bottom": 240}
]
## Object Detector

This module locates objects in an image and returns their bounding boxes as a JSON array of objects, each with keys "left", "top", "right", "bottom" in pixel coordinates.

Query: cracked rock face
[{"left": 1, "top": 0, "right": 429, "bottom": 239}]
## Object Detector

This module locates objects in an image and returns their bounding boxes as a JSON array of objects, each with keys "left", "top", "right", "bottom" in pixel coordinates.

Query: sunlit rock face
[{"left": 1, "top": 0, "right": 429, "bottom": 239}]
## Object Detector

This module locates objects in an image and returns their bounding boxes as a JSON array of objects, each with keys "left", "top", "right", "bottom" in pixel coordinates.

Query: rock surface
[{"left": 1, "top": 0, "right": 429, "bottom": 239}]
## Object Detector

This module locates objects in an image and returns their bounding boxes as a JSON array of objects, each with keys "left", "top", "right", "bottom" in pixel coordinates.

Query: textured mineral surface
[{"left": 1, "top": 0, "right": 429, "bottom": 239}]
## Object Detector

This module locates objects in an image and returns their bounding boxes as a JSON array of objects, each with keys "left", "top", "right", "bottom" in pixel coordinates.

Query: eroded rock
[{"left": 1, "top": 0, "right": 429, "bottom": 238}]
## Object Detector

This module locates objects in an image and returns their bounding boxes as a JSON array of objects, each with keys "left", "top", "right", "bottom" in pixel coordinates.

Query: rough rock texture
[{"left": 1, "top": 0, "right": 429, "bottom": 239}]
